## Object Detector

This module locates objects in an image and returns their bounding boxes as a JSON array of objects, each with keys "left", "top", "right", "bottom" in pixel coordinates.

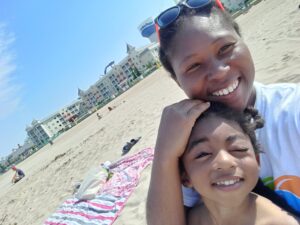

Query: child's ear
[{"left": 181, "top": 171, "right": 193, "bottom": 188}]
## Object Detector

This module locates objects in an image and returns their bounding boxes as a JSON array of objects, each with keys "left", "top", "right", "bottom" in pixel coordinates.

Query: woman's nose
[
  {"left": 207, "top": 59, "right": 230, "bottom": 81},
  {"left": 213, "top": 150, "right": 237, "bottom": 171}
]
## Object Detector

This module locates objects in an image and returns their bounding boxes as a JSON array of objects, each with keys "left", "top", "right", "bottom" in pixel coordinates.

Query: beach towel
[{"left": 44, "top": 147, "right": 154, "bottom": 225}]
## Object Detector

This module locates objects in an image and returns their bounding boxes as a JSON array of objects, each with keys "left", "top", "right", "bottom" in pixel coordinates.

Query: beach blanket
[{"left": 44, "top": 147, "right": 154, "bottom": 225}]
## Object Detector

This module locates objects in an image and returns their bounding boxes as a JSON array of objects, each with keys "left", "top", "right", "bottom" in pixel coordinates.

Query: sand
[{"left": 0, "top": 0, "right": 299, "bottom": 224}]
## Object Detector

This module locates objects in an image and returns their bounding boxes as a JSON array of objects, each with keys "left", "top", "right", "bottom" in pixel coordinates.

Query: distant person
[
  {"left": 108, "top": 106, "right": 113, "bottom": 111},
  {"left": 96, "top": 112, "right": 102, "bottom": 120},
  {"left": 11, "top": 166, "right": 25, "bottom": 184}
]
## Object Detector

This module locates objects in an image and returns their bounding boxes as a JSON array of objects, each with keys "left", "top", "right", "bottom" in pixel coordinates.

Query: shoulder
[
  {"left": 255, "top": 82, "right": 300, "bottom": 102},
  {"left": 255, "top": 82, "right": 300, "bottom": 121},
  {"left": 254, "top": 194, "right": 299, "bottom": 225}
]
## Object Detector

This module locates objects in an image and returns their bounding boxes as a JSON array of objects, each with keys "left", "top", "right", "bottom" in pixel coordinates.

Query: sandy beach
[{"left": 0, "top": 0, "right": 300, "bottom": 224}]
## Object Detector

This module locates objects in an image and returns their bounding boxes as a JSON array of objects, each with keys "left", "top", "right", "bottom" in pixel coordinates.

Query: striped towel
[{"left": 44, "top": 147, "right": 154, "bottom": 225}]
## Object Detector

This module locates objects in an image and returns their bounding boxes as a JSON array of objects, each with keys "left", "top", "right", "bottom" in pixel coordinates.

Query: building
[
  {"left": 7, "top": 140, "right": 35, "bottom": 163},
  {"left": 138, "top": 17, "right": 157, "bottom": 43},
  {"left": 26, "top": 120, "right": 51, "bottom": 147},
  {"left": 26, "top": 100, "right": 84, "bottom": 147},
  {"left": 221, "top": 0, "right": 246, "bottom": 11},
  {"left": 78, "top": 42, "right": 160, "bottom": 112}
]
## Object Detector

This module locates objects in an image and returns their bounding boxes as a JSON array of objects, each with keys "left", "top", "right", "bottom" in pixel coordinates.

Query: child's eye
[
  {"left": 218, "top": 43, "right": 234, "bottom": 55},
  {"left": 195, "top": 152, "right": 211, "bottom": 159},
  {"left": 232, "top": 148, "right": 249, "bottom": 153}
]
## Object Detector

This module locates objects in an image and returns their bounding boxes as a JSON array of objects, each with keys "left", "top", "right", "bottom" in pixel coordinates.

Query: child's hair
[
  {"left": 159, "top": 5, "right": 241, "bottom": 80},
  {"left": 194, "top": 102, "right": 264, "bottom": 153},
  {"left": 179, "top": 102, "right": 262, "bottom": 178},
  {"left": 181, "top": 103, "right": 300, "bottom": 217}
]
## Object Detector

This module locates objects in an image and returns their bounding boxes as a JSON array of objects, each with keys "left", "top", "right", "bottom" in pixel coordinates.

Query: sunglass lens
[
  {"left": 186, "top": 0, "right": 211, "bottom": 8},
  {"left": 157, "top": 6, "right": 180, "bottom": 28}
]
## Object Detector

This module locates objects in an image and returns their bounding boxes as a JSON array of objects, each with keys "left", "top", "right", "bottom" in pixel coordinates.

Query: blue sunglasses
[{"left": 155, "top": 0, "right": 224, "bottom": 29}]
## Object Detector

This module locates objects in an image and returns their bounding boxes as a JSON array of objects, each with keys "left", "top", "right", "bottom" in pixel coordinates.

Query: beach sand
[{"left": 0, "top": 0, "right": 299, "bottom": 224}]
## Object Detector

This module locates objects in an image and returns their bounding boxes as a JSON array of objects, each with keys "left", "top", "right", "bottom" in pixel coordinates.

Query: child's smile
[{"left": 182, "top": 115, "right": 259, "bottom": 206}]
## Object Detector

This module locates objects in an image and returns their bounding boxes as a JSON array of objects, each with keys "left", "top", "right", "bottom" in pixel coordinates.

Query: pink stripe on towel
[{"left": 44, "top": 147, "right": 154, "bottom": 225}]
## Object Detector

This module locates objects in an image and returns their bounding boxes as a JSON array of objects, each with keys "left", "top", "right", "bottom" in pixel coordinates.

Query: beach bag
[{"left": 75, "top": 167, "right": 108, "bottom": 200}]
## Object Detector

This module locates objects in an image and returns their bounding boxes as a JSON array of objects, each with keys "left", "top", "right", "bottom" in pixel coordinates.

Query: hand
[{"left": 155, "top": 99, "right": 210, "bottom": 161}]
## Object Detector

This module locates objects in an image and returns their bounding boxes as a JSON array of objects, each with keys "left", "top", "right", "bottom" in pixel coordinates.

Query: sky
[{"left": 0, "top": 0, "right": 175, "bottom": 158}]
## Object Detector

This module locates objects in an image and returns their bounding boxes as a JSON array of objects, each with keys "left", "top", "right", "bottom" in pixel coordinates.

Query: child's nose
[{"left": 213, "top": 150, "right": 237, "bottom": 171}]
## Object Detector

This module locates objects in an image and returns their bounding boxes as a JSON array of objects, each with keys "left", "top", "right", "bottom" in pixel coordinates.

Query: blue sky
[{"left": 0, "top": 0, "right": 175, "bottom": 158}]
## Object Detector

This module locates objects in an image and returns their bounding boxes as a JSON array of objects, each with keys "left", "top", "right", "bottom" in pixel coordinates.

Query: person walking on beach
[
  {"left": 147, "top": 0, "right": 300, "bottom": 224},
  {"left": 11, "top": 166, "right": 25, "bottom": 184}
]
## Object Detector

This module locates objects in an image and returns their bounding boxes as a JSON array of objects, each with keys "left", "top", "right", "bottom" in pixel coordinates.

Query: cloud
[{"left": 0, "top": 23, "right": 21, "bottom": 119}]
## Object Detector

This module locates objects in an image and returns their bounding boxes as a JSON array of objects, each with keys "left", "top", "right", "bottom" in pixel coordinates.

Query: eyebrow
[
  {"left": 226, "top": 134, "right": 247, "bottom": 143},
  {"left": 187, "top": 134, "right": 247, "bottom": 153},
  {"left": 180, "top": 53, "right": 200, "bottom": 68},
  {"left": 179, "top": 36, "right": 235, "bottom": 68},
  {"left": 187, "top": 137, "right": 209, "bottom": 153}
]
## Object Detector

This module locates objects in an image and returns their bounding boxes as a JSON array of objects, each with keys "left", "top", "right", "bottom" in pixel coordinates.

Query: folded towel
[{"left": 44, "top": 147, "right": 154, "bottom": 225}]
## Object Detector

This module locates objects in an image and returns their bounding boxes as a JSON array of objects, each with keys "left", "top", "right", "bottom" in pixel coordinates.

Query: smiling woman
[{"left": 147, "top": 0, "right": 300, "bottom": 224}]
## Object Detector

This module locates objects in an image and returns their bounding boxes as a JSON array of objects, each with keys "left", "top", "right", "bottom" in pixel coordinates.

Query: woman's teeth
[{"left": 212, "top": 80, "right": 239, "bottom": 96}]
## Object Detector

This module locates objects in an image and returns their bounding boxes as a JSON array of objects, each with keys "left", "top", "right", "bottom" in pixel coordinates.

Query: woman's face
[
  {"left": 169, "top": 15, "right": 255, "bottom": 110},
  {"left": 181, "top": 116, "right": 259, "bottom": 206}
]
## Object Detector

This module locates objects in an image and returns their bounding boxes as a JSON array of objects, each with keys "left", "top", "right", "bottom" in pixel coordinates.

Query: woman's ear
[
  {"left": 181, "top": 171, "right": 193, "bottom": 188},
  {"left": 255, "top": 153, "right": 260, "bottom": 166},
  {"left": 255, "top": 153, "right": 261, "bottom": 172}
]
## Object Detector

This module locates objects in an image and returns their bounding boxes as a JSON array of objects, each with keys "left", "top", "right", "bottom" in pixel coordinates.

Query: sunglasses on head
[{"left": 155, "top": 0, "right": 225, "bottom": 40}]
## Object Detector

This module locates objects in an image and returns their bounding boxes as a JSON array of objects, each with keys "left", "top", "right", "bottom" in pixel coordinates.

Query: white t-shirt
[{"left": 183, "top": 82, "right": 300, "bottom": 213}]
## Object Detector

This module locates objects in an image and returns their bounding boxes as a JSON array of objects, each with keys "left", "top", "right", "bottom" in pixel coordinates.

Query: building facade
[
  {"left": 26, "top": 100, "right": 84, "bottom": 147},
  {"left": 222, "top": 0, "right": 246, "bottom": 11},
  {"left": 78, "top": 42, "right": 160, "bottom": 112}
]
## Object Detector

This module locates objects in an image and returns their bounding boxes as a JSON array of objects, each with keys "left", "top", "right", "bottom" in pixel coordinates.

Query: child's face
[
  {"left": 182, "top": 115, "right": 259, "bottom": 206},
  {"left": 169, "top": 15, "right": 255, "bottom": 111}
]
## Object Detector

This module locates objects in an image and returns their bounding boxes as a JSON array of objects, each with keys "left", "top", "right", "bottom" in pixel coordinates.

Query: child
[
  {"left": 180, "top": 103, "right": 299, "bottom": 224},
  {"left": 147, "top": 0, "right": 300, "bottom": 224}
]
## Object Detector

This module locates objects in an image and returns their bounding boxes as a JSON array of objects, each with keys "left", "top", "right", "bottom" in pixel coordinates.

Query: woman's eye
[
  {"left": 195, "top": 152, "right": 211, "bottom": 159},
  {"left": 219, "top": 43, "right": 234, "bottom": 55},
  {"left": 186, "top": 63, "right": 202, "bottom": 73}
]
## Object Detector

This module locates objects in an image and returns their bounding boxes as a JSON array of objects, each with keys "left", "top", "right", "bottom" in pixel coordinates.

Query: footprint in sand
[
  {"left": 277, "top": 74, "right": 300, "bottom": 83},
  {"left": 281, "top": 54, "right": 292, "bottom": 63}
]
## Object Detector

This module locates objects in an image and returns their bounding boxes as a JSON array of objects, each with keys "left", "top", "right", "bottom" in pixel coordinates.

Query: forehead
[
  {"left": 169, "top": 14, "right": 237, "bottom": 56},
  {"left": 190, "top": 116, "right": 244, "bottom": 141}
]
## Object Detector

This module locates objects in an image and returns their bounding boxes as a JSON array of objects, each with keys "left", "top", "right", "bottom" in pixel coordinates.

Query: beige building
[
  {"left": 26, "top": 100, "right": 84, "bottom": 147},
  {"left": 78, "top": 42, "right": 159, "bottom": 112}
]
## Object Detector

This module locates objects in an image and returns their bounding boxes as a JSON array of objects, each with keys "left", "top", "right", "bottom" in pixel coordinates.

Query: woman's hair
[{"left": 159, "top": 5, "right": 241, "bottom": 79}]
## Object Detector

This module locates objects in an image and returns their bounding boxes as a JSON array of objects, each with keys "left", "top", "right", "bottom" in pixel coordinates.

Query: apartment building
[
  {"left": 26, "top": 100, "right": 84, "bottom": 147},
  {"left": 78, "top": 42, "right": 159, "bottom": 112}
]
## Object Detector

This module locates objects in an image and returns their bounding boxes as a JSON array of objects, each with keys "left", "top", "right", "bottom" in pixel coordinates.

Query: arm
[
  {"left": 146, "top": 100, "right": 210, "bottom": 225},
  {"left": 11, "top": 172, "right": 16, "bottom": 183}
]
